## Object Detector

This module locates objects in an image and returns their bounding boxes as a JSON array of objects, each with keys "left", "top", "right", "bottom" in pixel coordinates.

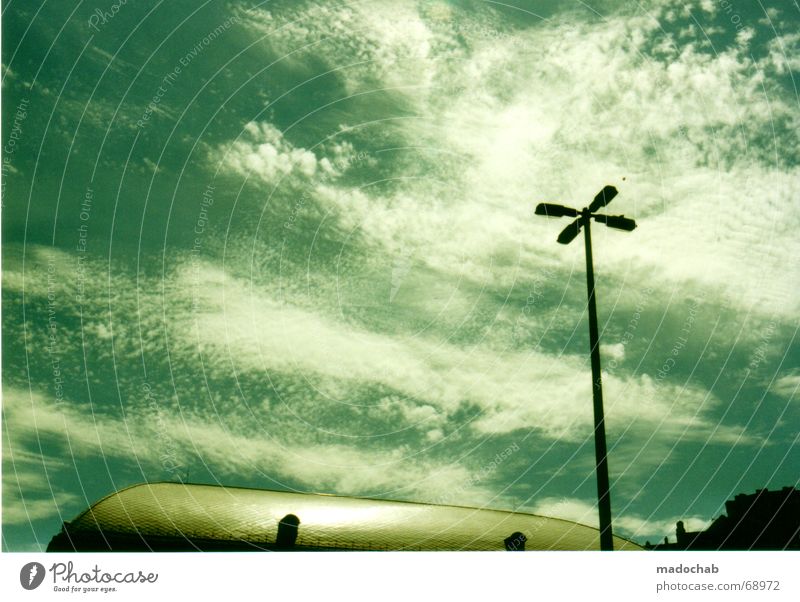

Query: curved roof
[{"left": 48, "top": 482, "right": 641, "bottom": 551}]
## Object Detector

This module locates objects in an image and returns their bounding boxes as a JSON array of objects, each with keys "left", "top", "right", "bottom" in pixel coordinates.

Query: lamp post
[{"left": 535, "top": 185, "right": 636, "bottom": 551}]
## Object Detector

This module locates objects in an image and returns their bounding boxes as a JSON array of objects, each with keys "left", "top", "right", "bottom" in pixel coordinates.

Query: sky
[{"left": 1, "top": 0, "right": 798, "bottom": 552}]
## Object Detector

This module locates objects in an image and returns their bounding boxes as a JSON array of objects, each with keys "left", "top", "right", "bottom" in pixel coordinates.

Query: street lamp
[{"left": 534, "top": 185, "right": 637, "bottom": 551}]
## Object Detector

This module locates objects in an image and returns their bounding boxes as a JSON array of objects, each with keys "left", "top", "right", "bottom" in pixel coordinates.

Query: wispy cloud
[
  {"left": 227, "top": 0, "right": 799, "bottom": 319},
  {"left": 770, "top": 372, "right": 800, "bottom": 399},
  {"left": 529, "top": 496, "right": 711, "bottom": 543}
]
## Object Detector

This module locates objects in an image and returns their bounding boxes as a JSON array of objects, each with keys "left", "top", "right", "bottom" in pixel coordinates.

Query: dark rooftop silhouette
[{"left": 645, "top": 486, "right": 800, "bottom": 551}]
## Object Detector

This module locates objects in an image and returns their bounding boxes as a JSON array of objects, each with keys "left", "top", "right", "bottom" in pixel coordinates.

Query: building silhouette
[{"left": 646, "top": 486, "right": 800, "bottom": 550}]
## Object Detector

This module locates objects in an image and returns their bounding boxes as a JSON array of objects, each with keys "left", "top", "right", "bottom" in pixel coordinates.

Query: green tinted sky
[{"left": 2, "top": 0, "right": 798, "bottom": 551}]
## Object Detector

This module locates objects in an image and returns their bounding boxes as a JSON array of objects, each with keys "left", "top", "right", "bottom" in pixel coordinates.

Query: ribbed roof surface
[{"left": 54, "top": 482, "right": 641, "bottom": 551}]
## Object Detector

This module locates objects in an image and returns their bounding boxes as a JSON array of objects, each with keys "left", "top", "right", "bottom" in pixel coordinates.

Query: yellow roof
[{"left": 54, "top": 482, "right": 641, "bottom": 551}]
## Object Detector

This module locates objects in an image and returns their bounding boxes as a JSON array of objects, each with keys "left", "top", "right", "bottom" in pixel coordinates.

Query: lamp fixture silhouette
[{"left": 535, "top": 185, "right": 636, "bottom": 551}]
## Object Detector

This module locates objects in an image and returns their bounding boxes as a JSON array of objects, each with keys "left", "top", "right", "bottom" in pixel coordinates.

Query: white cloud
[
  {"left": 0, "top": 385, "right": 490, "bottom": 507},
  {"left": 602, "top": 343, "right": 626, "bottom": 362},
  {"left": 736, "top": 27, "right": 756, "bottom": 47},
  {"left": 220, "top": 121, "right": 323, "bottom": 183},
  {"left": 1, "top": 386, "right": 153, "bottom": 464},
  {"left": 228, "top": 3, "right": 800, "bottom": 319},
  {"left": 374, "top": 396, "right": 445, "bottom": 429},
  {"left": 699, "top": 0, "right": 717, "bottom": 15},
  {"left": 770, "top": 373, "right": 800, "bottom": 399},
  {"left": 1, "top": 493, "right": 82, "bottom": 525},
  {"left": 1, "top": 447, "right": 84, "bottom": 525},
  {"left": 529, "top": 496, "right": 710, "bottom": 542},
  {"left": 762, "top": 32, "right": 800, "bottom": 75},
  {"left": 175, "top": 261, "right": 746, "bottom": 444},
  {"left": 240, "top": 1, "right": 443, "bottom": 93}
]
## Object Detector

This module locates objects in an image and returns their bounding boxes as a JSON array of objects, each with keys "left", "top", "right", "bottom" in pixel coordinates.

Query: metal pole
[{"left": 582, "top": 209, "right": 614, "bottom": 551}]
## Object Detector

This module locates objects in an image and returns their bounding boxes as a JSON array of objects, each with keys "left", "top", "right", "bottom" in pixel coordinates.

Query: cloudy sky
[{"left": 2, "top": 0, "right": 798, "bottom": 551}]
